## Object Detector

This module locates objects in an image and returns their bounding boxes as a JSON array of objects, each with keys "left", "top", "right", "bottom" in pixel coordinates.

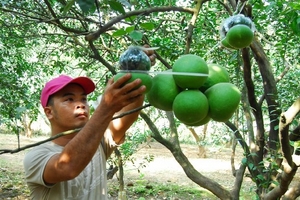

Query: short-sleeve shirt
[{"left": 23, "top": 132, "right": 118, "bottom": 200}]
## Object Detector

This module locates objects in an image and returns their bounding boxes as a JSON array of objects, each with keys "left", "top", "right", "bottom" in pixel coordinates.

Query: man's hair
[{"left": 47, "top": 96, "right": 54, "bottom": 107}]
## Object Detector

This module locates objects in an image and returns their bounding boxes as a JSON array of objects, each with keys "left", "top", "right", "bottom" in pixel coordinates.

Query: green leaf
[
  {"left": 241, "top": 157, "right": 247, "bottom": 165},
  {"left": 248, "top": 163, "right": 255, "bottom": 170},
  {"left": 112, "top": 29, "right": 127, "bottom": 37},
  {"left": 76, "top": 0, "right": 95, "bottom": 13},
  {"left": 289, "top": 2, "right": 300, "bottom": 10},
  {"left": 125, "top": 26, "right": 135, "bottom": 33},
  {"left": 256, "top": 174, "right": 265, "bottom": 181},
  {"left": 291, "top": 17, "right": 300, "bottom": 36},
  {"left": 125, "top": 16, "right": 137, "bottom": 22},
  {"left": 140, "top": 22, "right": 155, "bottom": 30},
  {"left": 294, "top": 141, "right": 300, "bottom": 149},
  {"left": 129, "top": 30, "right": 143, "bottom": 41},
  {"left": 63, "top": 0, "right": 76, "bottom": 15},
  {"left": 108, "top": 0, "right": 125, "bottom": 14}
]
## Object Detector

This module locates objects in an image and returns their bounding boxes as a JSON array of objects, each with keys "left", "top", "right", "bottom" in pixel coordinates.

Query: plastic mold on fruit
[
  {"left": 119, "top": 46, "right": 151, "bottom": 71},
  {"left": 219, "top": 14, "right": 255, "bottom": 38}
]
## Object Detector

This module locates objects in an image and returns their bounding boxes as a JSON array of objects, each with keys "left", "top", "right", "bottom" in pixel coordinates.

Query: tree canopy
[{"left": 1, "top": 0, "right": 300, "bottom": 199}]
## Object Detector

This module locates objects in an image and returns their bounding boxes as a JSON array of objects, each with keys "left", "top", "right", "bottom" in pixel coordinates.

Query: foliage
[{"left": 1, "top": 0, "right": 300, "bottom": 199}]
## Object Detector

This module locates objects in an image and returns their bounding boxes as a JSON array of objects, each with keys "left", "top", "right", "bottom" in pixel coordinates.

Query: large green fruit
[
  {"left": 200, "top": 63, "right": 230, "bottom": 92},
  {"left": 114, "top": 72, "right": 152, "bottom": 93},
  {"left": 146, "top": 72, "right": 181, "bottom": 111},
  {"left": 204, "top": 83, "right": 241, "bottom": 122},
  {"left": 172, "top": 54, "right": 208, "bottom": 89},
  {"left": 183, "top": 114, "right": 211, "bottom": 127},
  {"left": 173, "top": 90, "right": 209, "bottom": 124}
]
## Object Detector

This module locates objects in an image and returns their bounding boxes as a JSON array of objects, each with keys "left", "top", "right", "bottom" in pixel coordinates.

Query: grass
[
  {"left": 0, "top": 159, "right": 30, "bottom": 199},
  {"left": 0, "top": 157, "right": 216, "bottom": 200},
  {"left": 108, "top": 178, "right": 217, "bottom": 199}
]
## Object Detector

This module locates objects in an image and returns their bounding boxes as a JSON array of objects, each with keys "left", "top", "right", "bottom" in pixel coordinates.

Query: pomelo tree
[{"left": 1, "top": 0, "right": 300, "bottom": 199}]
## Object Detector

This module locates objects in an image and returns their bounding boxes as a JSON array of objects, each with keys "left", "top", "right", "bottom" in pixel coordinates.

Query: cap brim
[{"left": 69, "top": 77, "right": 96, "bottom": 95}]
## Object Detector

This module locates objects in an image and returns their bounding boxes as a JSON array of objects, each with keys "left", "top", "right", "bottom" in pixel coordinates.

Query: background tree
[{"left": 1, "top": 0, "right": 300, "bottom": 199}]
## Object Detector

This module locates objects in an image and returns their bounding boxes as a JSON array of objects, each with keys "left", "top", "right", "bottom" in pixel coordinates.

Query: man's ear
[{"left": 44, "top": 106, "right": 53, "bottom": 120}]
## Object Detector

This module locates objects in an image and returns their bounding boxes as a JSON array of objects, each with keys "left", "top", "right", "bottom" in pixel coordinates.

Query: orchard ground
[{"left": 1, "top": 133, "right": 259, "bottom": 199}]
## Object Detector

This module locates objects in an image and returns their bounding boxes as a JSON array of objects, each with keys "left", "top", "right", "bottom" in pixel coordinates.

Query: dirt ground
[
  {"left": 112, "top": 141, "right": 256, "bottom": 197},
  {"left": 0, "top": 134, "right": 256, "bottom": 199}
]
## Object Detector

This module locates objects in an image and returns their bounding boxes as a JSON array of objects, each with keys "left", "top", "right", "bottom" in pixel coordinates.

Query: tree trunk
[
  {"left": 140, "top": 111, "right": 233, "bottom": 199},
  {"left": 22, "top": 113, "right": 33, "bottom": 138},
  {"left": 188, "top": 127, "right": 206, "bottom": 158},
  {"left": 250, "top": 39, "right": 281, "bottom": 152},
  {"left": 115, "top": 148, "right": 127, "bottom": 200}
]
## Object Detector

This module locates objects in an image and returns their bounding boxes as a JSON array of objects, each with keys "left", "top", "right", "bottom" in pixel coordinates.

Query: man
[{"left": 23, "top": 48, "right": 156, "bottom": 200}]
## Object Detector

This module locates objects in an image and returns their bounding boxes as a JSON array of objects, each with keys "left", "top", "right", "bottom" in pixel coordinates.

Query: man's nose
[{"left": 76, "top": 102, "right": 86, "bottom": 109}]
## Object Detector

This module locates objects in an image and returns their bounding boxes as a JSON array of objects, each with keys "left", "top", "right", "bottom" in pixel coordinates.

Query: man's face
[{"left": 46, "top": 83, "right": 90, "bottom": 131}]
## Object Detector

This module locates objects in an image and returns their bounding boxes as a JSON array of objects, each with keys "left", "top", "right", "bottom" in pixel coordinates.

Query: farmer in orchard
[{"left": 23, "top": 47, "right": 156, "bottom": 200}]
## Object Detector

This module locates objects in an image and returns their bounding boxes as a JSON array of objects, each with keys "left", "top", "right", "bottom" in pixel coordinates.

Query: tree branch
[
  {"left": 264, "top": 166, "right": 298, "bottom": 200},
  {"left": 140, "top": 110, "right": 232, "bottom": 199},
  {"left": 279, "top": 97, "right": 300, "bottom": 167},
  {"left": 231, "top": 162, "right": 247, "bottom": 199},
  {"left": 0, "top": 128, "right": 81, "bottom": 154},
  {"left": 185, "top": 0, "right": 204, "bottom": 54},
  {"left": 139, "top": 111, "right": 173, "bottom": 149},
  {"left": 225, "top": 121, "right": 262, "bottom": 187},
  {"left": 250, "top": 38, "right": 281, "bottom": 151},
  {"left": 85, "top": 6, "right": 195, "bottom": 42},
  {"left": 241, "top": 47, "right": 265, "bottom": 163},
  {"left": 88, "top": 41, "right": 117, "bottom": 74}
]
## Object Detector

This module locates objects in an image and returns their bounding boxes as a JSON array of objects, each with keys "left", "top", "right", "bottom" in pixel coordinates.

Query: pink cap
[{"left": 40, "top": 75, "right": 95, "bottom": 108}]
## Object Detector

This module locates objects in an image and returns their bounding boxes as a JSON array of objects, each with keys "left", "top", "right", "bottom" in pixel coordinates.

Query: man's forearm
[{"left": 109, "top": 95, "right": 145, "bottom": 143}]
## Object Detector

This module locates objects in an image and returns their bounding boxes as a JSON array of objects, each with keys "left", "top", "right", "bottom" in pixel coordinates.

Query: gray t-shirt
[{"left": 23, "top": 133, "right": 118, "bottom": 200}]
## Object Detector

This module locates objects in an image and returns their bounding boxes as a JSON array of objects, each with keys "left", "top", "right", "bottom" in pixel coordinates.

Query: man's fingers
[
  {"left": 112, "top": 73, "right": 131, "bottom": 88},
  {"left": 149, "top": 54, "right": 156, "bottom": 66},
  {"left": 142, "top": 44, "right": 156, "bottom": 66}
]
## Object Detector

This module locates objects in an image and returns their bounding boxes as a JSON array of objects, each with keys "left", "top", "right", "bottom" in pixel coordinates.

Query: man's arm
[
  {"left": 108, "top": 44, "right": 156, "bottom": 144},
  {"left": 108, "top": 94, "right": 145, "bottom": 144}
]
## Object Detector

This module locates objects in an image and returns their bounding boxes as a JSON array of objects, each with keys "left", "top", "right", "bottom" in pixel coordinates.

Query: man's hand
[
  {"left": 143, "top": 44, "right": 156, "bottom": 66},
  {"left": 99, "top": 73, "right": 145, "bottom": 115}
]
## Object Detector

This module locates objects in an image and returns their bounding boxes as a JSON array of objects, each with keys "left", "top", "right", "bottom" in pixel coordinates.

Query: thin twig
[
  {"left": 0, "top": 128, "right": 80, "bottom": 154},
  {"left": 0, "top": 104, "right": 151, "bottom": 154}
]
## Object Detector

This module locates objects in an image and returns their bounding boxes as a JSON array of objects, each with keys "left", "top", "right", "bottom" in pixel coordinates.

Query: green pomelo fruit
[
  {"left": 226, "top": 24, "right": 254, "bottom": 49},
  {"left": 173, "top": 90, "right": 209, "bottom": 124},
  {"left": 183, "top": 114, "right": 211, "bottom": 126},
  {"left": 172, "top": 54, "right": 208, "bottom": 89},
  {"left": 221, "top": 37, "right": 238, "bottom": 50},
  {"left": 204, "top": 83, "right": 241, "bottom": 122},
  {"left": 114, "top": 72, "right": 152, "bottom": 93},
  {"left": 146, "top": 72, "right": 181, "bottom": 111},
  {"left": 200, "top": 63, "right": 230, "bottom": 92}
]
